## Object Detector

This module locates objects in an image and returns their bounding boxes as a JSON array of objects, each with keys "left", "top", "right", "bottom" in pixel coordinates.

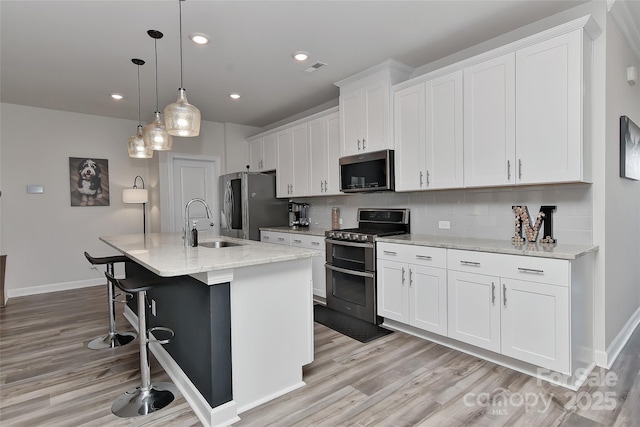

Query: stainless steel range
[{"left": 325, "top": 208, "right": 410, "bottom": 324}]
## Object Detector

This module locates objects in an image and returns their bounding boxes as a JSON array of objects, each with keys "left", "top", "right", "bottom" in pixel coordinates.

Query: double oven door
[{"left": 325, "top": 238, "right": 379, "bottom": 324}]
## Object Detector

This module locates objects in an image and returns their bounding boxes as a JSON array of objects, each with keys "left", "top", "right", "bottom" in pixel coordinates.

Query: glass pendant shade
[
  {"left": 143, "top": 111, "right": 173, "bottom": 151},
  {"left": 128, "top": 125, "right": 153, "bottom": 158},
  {"left": 164, "top": 88, "right": 201, "bottom": 136}
]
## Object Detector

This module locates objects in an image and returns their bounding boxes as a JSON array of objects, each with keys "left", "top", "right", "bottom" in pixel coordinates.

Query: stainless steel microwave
[{"left": 339, "top": 149, "right": 395, "bottom": 193}]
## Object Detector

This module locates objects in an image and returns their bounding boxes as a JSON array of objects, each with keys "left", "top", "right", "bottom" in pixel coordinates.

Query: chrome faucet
[{"left": 184, "top": 198, "right": 213, "bottom": 246}]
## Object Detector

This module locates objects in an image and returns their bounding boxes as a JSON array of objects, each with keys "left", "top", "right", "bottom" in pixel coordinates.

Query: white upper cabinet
[
  {"left": 336, "top": 60, "right": 412, "bottom": 156},
  {"left": 463, "top": 53, "right": 516, "bottom": 187},
  {"left": 515, "top": 29, "right": 586, "bottom": 184},
  {"left": 248, "top": 133, "right": 277, "bottom": 172},
  {"left": 394, "top": 84, "right": 425, "bottom": 191},
  {"left": 394, "top": 70, "right": 463, "bottom": 191},
  {"left": 308, "top": 111, "right": 341, "bottom": 196},
  {"left": 277, "top": 125, "right": 309, "bottom": 198},
  {"left": 395, "top": 18, "right": 597, "bottom": 190},
  {"left": 426, "top": 70, "right": 464, "bottom": 189}
]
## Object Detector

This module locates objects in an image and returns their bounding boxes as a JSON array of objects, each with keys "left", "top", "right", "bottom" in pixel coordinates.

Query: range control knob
[{"left": 360, "top": 235, "right": 370, "bottom": 242}]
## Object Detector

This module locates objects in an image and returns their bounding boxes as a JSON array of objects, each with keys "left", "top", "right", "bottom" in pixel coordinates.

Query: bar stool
[
  {"left": 84, "top": 252, "right": 136, "bottom": 349},
  {"left": 105, "top": 271, "right": 178, "bottom": 418}
]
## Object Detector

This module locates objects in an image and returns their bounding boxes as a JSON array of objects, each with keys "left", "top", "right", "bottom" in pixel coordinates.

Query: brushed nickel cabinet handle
[
  {"left": 518, "top": 267, "right": 544, "bottom": 274},
  {"left": 507, "top": 160, "right": 511, "bottom": 180},
  {"left": 503, "top": 284, "right": 507, "bottom": 307},
  {"left": 415, "top": 255, "right": 432, "bottom": 261},
  {"left": 383, "top": 250, "right": 398, "bottom": 256},
  {"left": 518, "top": 159, "right": 523, "bottom": 180},
  {"left": 409, "top": 269, "right": 413, "bottom": 287},
  {"left": 460, "top": 260, "right": 480, "bottom": 267},
  {"left": 492, "top": 282, "right": 496, "bottom": 304},
  {"left": 402, "top": 267, "right": 405, "bottom": 284},
  {"left": 420, "top": 171, "right": 424, "bottom": 187}
]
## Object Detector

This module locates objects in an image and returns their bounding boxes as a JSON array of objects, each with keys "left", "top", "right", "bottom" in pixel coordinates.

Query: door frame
[{"left": 159, "top": 152, "right": 221, "bottom": 233}]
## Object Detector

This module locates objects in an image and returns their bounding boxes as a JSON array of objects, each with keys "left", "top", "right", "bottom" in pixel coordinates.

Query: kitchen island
[{"left": 99, "top": 233, "right": 320, "bottom": 427}]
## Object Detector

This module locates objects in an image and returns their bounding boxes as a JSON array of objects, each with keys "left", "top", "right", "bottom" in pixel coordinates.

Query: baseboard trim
[
  {"left": 123, "top": 306, "right": 240, "bottom": 427},
  {"left": 598, "top": 306, "right": 640, "bottom": 369},
  {"left": 6, "top": 278, "right": 104, "bottom": 300}
]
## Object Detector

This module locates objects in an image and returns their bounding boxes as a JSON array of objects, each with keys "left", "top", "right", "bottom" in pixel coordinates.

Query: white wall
[
  {"left": 0, "top": 103, "right": 151, "bottom": 296},
  {"left": 0, "top": 103, "right": 257, "bottom": 297},
  {"left": 603, "top": 13, "right": 640, "bottom": 350}
]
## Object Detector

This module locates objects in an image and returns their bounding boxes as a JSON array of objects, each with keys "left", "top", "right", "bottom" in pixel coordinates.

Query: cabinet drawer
[
  {"left": 260, "top": 231, "right": 291, "bottom": 246},
  {"left": 377, "top": 242, "right": 446, "bottom": 268},
  {"left": 291, "top": 234, "right": 325, "bottom": 251},
  {"left": 501, "top": 254, "right": 568, "bottom": 286},
  {"left": 447, "top": 249, "right": 504, "bottom": 277}
]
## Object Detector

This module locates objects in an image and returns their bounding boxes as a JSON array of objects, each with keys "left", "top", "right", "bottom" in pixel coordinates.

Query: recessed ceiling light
[
  {"left": 229, "top": 93, "right": 241, "bottom": 100},
  {"left": 292, "top": 51, "right": 309, "bottom": 61},
  {"left": 110, "top": 93, "right": 124, "bottom": 100},
  {"left": 189, "top": 32, "right": 210, "bottom": 45}
]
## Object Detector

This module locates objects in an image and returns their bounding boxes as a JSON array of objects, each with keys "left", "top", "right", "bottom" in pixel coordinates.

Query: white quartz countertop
[
  {"left": 260, "top": 226, "right": 329, "bottom": 237},
  {"left": 99, "top": 233, "right": 321, "bottom": 277},
  {"left": 376, "top": 234, "right": 598, "bottom": 260}
]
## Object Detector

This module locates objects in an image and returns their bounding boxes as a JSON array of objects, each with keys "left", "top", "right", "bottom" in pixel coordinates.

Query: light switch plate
[
  {"left": 27, "top": 185, "right": 44, "bottom": 194},
  {"left": 439, "top": 220, "right": 451, "bottom": 229}
]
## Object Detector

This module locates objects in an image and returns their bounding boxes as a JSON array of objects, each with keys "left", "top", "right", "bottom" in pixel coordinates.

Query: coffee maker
[{"left": 288, "top": 202, "right": 310, "bottom": 227}]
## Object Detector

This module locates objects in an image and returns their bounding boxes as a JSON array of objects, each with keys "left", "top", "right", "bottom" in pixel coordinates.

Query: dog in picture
[{"left": 77, "top": 159, "right": 103, "bottom": 206}]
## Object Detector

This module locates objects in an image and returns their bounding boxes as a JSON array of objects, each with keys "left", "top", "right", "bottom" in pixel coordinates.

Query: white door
[
  {"left": 515, "top": 30, "right": 582, "bottom": 184},
  {"left": 276, "top": 129, "right": 294, "bottom": 197},
  {"left": 377, "top": 259, "right": 408, "bottom": 323},
  {"left": 410, "top": 265, "right": 448, "bottom": 335},
  {"left": 501, "top": 278, "right": 570, "bottom": 373},
  {"left": 172, "top": 157, "right": 218, "bottom": 235},
  {"left": 425, "top": 70, "right": 464, "bottom": 189},
  {"left": 394, "top": 83, "right": 425, "bottom": 191},
  {"left": 309, "top": 116, "right": 328, "bottom": 196},
  {"left": 363, "top": 79, "right": 389, "bottom": 152},
  {"left": 447, "top": 270, "right": 501, "bottom": 352},
  {"left": 291, "top": 123, "right": 309, "bottom": 197},
  {"left": 464, "top": 53, "right": 516, "bottom": 187},
  {"left": 340, "top": 88, "right": 363, "bottom": 156}
]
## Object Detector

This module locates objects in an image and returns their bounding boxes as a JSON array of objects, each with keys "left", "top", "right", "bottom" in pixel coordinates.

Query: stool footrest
[
  {"left": 148, "top": 327, "right": 174, "bottom": 345},
  {"left": 112, "top": 292, "right": 134, "bottom": 304}
]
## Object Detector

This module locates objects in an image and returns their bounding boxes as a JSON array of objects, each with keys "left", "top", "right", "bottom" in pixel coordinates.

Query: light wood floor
[{"left": 1, "top": 286, "right": 639, "bottom": 426}]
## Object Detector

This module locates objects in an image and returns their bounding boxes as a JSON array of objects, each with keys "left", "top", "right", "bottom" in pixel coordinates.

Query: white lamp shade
[
  {"left": 164, "top": 88, "right": 201, "bottom": 137},
  {"left": 123, "top": 188, "right": 148, "bottom": 204}
]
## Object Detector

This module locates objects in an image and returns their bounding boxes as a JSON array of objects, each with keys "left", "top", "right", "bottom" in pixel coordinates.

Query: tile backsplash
[{"left": 296, "top": 183, "right": 593, "bottom": 245}]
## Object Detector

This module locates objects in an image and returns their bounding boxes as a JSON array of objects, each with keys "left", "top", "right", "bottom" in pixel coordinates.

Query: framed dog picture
[
  {"left": 620, "top": 116, "right": 640, "bottom": 181},
  {"left": 69, "top": 157, "right": 110, "bottom": 206}
]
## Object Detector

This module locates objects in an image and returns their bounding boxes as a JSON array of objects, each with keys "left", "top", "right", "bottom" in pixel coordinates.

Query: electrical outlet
[
  {"left": 439, "top": 220, "right": 451, "bottom": 230},
  {"left": 151, "top": 299, "right": 157, "bottom": 316}
]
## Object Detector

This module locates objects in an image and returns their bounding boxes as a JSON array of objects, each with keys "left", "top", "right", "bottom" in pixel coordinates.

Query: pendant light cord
[
  {"left": 179, "top": 0, "right": 184, "bottom": 89},
  {"left": 136, "top": 64, "right": 142, "bottom": 126},
  {"left": 154, "top": 38, "right": 160, "bottom": 112}
]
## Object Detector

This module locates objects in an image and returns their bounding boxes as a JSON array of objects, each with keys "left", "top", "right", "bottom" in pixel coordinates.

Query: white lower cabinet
[
  {"left": 447, "top": 270, "right": 501, "bottom": 353},
  {"left": 446, "top": 249, "right": 571, "bottom": 374},
  {"left": 500, "top": 278, "right": 569, "bottom": 373},
  {"left": 261, "top": 231, "right": 326, "bottom": 298},
  {"left": 377, "top": 244, "right": 577, "bottom": 376},
  {"left": 377, "top": 243, "right": 447, "bottom": 335}
]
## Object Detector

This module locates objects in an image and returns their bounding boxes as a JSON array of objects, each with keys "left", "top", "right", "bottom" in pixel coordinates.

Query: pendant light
[
  {"left": 143, "top": 30, "right": 173, "bottom": 151},
  {"left": 164, "top": 0, "right": 201, "bottom": 137},
  {"left": 127, "top": 59, "right": 153, "bottom": 158}
]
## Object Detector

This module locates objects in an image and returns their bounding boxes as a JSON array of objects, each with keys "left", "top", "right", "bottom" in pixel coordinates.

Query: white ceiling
[{"left": 1, "top": 0, "right": 591, "bottom": 129}]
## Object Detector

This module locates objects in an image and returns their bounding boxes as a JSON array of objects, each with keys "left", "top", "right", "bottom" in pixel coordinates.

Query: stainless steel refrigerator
[{"left": 219, "top": 172, "right": 289, "bottom": 241}]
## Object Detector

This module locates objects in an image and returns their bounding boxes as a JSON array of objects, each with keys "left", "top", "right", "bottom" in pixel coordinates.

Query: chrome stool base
[
  {"left": 88, "top": 331, "right": 137, "bottom": 350},
  {"left": 111, "top": 382, "right": 178, "bottom": 418}
]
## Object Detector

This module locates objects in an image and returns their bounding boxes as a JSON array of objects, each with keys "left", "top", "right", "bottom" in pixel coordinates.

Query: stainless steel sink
[{"left": 199, "top": 241, "right": 242, "bottom": 248}]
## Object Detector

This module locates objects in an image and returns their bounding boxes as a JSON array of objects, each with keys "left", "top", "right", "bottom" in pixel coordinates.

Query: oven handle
[
  {"left": 325, "top": 264, "right": 375, "bottom": 279},
  {"left": 325, "top": 238, "right": 374, "bottom": 249}
]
